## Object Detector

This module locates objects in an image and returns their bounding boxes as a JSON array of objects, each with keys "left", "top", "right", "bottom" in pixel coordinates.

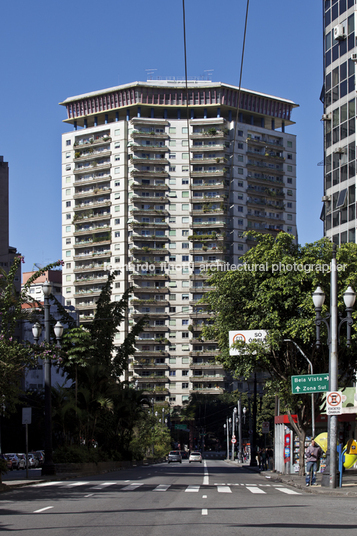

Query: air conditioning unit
[
  {"left": 322, "top": 195, "right": 330, "bottom": 202},
  {"left": 321, "top": 113, "right": 331, "bottom": 121},
  {"left": 351, "top": 52, "right": 357, "bottom": 62},
  {"left": 334, "top": 25, "right": 346, "bottom": 40}
]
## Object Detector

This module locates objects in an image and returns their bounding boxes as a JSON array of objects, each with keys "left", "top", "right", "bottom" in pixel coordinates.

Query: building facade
[
  {"left": 60, "top": 80, "right": 297, "bottom": 406},
  {"left": 0, "top": 155, "right": 21, "bottom": 293},
  {"left": 322, "top": 0, "right": 356, "bottom": 242}
]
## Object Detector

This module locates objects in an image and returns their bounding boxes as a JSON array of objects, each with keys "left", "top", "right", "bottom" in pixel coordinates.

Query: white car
[{"left": 189, "top": 451, "right": 202, "bottom": 463}]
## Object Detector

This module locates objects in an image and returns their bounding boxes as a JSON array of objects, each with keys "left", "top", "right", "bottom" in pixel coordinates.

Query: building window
[
  {"left": 115, "top": 218, "right": 120, "bottom": 224},
  {"left": 115, "top": 193, "right": 120, "bottom": 199},
  {"left": 66, "top": 164, "right": 71, "bottom": 171},
  {"left": 114, "top": 129, "right": 120, "bottom": 136},
  {"left": 66, "top": 140, "right": 71, "bottom": 146},
  {"left": 169, "top": 127, "right": 176, "bottom": 134},
  {"left": 287, "top": 165, "right": 293, "bottom": 172},
  {"left": 115, "top": 231, "right": 120, "bottom": 237},
  {"left": 169, "top": 371, "right": 176, "bottom": 376},
  {"left": 66, "top": 226, "right": 71, "bottom": 232},
  {"left": 115, "top": 180, "right": 120, "bottom": 187},
  {"left": 182, "top": 204, "right": 189, "bottom": 210},
  {"left": 182, "top": 127, "right": 188, "bottom": 134},
  {"left": 66, "top": 263, "right": 71, "bottom": 269},
  {"left": 66, "top": 201, "right": 71, "bottom": 207},
  {"left": 287, "top": 178, "right": 292, "bottom": 184},
  {"left": 182, "top": 382, "right": 189, "bottom": 389},
  {"left": 169, "top": 153, "right": 176, "bottom": 159},
  {"left": 182, "top": 191, "right": 189, "bottom": 198},
  {"left": 115, "top": 206, "right": 120, "bottom": 212},
  {"left": 182, "top": 332, "right": 189, "bottom": 338},
  {"left": 182, "top": 166, "right": 189, "bottom": 172},
  {"left": 66, "top": 238, "right": 71, "bottom": 244},
  {"left": 66, "top": 251, "right": 71, "bottom": 257}
]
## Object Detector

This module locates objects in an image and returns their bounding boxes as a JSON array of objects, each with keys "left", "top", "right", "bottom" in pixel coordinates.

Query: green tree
[
  {"left": 0, "top": 256, "right": 63, "bottom": 413},
  {"left": 203, "top": 233, "right": 357, "bottom": 473}
]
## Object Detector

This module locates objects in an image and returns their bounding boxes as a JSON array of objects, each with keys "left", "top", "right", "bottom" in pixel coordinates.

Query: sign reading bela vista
[{"left": 291, "top": 373, "right": 329, "bottom": 394}]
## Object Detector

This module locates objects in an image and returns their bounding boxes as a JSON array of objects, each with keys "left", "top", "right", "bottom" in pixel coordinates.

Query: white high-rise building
[
  {"left": 60, "top": 80, "right": 298, "bottom": 406},
  {"left": 322, "top": 0, "right": 356, "bottom": 242}
]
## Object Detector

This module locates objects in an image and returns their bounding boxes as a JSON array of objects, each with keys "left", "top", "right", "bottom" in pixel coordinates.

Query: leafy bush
[{"left": 53, "top": 446, "right": 107, "bottom": 464}]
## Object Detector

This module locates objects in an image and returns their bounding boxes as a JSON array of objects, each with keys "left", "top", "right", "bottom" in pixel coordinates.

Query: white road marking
[
  {"left": 34, "top": 506, "right": 54, "bottom": 513},
  {"left": 217, "top": 486, "right": 232, "bottom": 493},
  {"left": 185, "top": 485, "right": 200, "bottom": 492},
  {"left": 32, "top": 481, "right": 62, "bottom": 487},
  {"left": 203, "top": 460, "right": 209, "bottom": 485},
  {"left": 84, "top": 493, "right": 94, "bottom": 497},
  {"left": 202, "top": 495, "right": 207, "bottom": 498},
  {"left": 153, "top": 485, "right": 170, "bottom": 492},
  {"left": 121, "top": 483, "right": 144, "bottom": 491},
  {"left": 63, "top": 481, "right": 90, "bottom": 487},
  {"left": 276, "top": 487, "right": 301, "bottom": 495},
  {"left": 246, "top": 486, "right": 266, "bottom": 494},
  {"left": 90, "top": 482, "right": 118, "bottom": 490},
  {"left": 202, "top": 509, "right": 208, "bottom": 516}
]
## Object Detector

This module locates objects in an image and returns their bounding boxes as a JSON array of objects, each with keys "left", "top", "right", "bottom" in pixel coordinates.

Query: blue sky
[{"left": 0, "top": 0, "right": 323, "bottom": 272}]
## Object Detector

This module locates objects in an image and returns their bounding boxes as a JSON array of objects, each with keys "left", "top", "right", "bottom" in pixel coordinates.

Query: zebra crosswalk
[{"left": 31, "top": 481, "right": 301, "bottom": 495}]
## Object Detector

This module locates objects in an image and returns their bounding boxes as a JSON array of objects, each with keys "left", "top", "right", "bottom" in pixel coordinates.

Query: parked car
[
  {"left": 189, "top": 451, "right": 203, "bottom": 463},
  {"left": 168, "top": 450, "right": 182, "bottom": 463},
  {"left": 5, "top": 454, "right": 25, "bottom": 470},
  {"left": 33, "top": 451, "right": 45, "bottom": 466},
  {"left": 0, "top": 454, "right": 13, "bottom": 471},
  {"left": 27, "top": 453, "right": 39, "bottom": 468},
  {"left": 180, "top": 450, "right": 188, "bottom": 460}
]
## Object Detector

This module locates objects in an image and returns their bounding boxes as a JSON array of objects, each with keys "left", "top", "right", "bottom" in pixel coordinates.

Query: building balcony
[
  {"left": 247, "top": 173, "right": 284, "bottom": 186},
  {"left": 190, "top": 130, "right": 229, "bottom": 140},
  {"left": 246, "top": 161, "right": 284, "bottom": 174},
  {"left": 74, "top": 135, "right": 111, "bottom": 149},
  {"left": 73, "top": 250, "right": 111, "bottom": 261},
  {"left": 130, "top": 169, "right": 169, "bottom": 179},
  {"left": 130, "top": 246, "right": 168, "bottom": 255},
  {"left": 246, "top": 135, "right": 283, "bottom": 151},
  {"left": 78, "top": 313, "right": 95, "bottom": 322},
  {"left": 130, "top": 221, "right": 169, "bottom": 230},
  {"left": 130, "top": 143, "right": 168, "bottom": 152},
  {"left": 74, "top": 149, "right": 111, "bottom": 163},
  {"left": 132, "top": 299, "right": 169, "bottom": 306},
  {"left": 134, "top": 376, "right": 167, "bottom": 383},
  {"left": 74, "top": 238, "right": 111, "bottom": 249},
  {"left": 74, "top": 262, "right": 108, "bottom": 273},
  {"left": 74, "top": 200, "right": 111, "bottom": 211},
  {"left": 189, "top": 350, "right": 219, "bottom": 357},
  {"left": 74, "top": 224, "right": 111, "bottom": 236},
  {"left": 191, "top": 182, "right": 226, "bottom": 190},
  {"left": 74, "top": 276, "right": 107, "bottom": 286},
  {"left": 131, "top": 195, "right": 170, "bottom": 204},
  {"left": 130, "top": 273, "right": 168, "bottom": 280},
  {"left": 191, "top": 143, "right": 228, "bottom": 152},
  {"left": 73, "top": 187, "right": 111, "bottom": 199},
  {"left": 74, "top": 174, "right": 111, "bottom": 187},
  {"left": 131, "top": 234, "right": 169, "bottom": 242},
  {"left": 132, "top": 362, "right": 169, "bottom": 371},
  {"left": 72, "top": 211, "right": 111, "bottom": 224},
  {"left": 191, "top": 170, "right": 228, "bottom": 178},
  {"left": 130, "top": 208, "right": 169, "bottom": 217},
  {"left": 73, "top": 289, "right": 103, "bottom": 299},
  {"left": 130, "top": 182, "right": 169, "bottom": 191},
  {"left": 134, "top": 350, "right": 169, "bottom": 357},
  {"left": 131, "top": 156, "right": 169, "bottom": 165},
  {"left": 131, "top": 117, "right": 169, "bottom": 126},
  {"left": 74, "top": 162, "right": 111, "bottom": 174},
  {"left": 131, "top": 312, "right": 169, "bottom": 319},
  {"left": 131, "top": 131, "right": 169, "bottom": 140},
  {"left": 190, "top": 362, "right": 223, "bottom": 369},
  {"left": 190, "top": 374, "right": 225, "bottom": 382},
  {"left": 75, "top": 302, "right": 98, "bottom": 310},
  {"left": 191, "top": 220, "right": 227, "bottom": 229},
  {"left": 132, "top": 286, "right": 168, "bottom": 294},
  {"left": 189, "top": 386, "right": 224, "bottom": 394},
  {"left": 246, "top": 197, "right": 285, "bottom": 210}
]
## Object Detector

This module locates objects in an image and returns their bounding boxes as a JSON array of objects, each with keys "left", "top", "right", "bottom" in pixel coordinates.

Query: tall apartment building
[
  {"left": 60, "top": 80, "right": 297, "bottom": 406},
  {"left": 322, "top": 0, "right": 357, "bottom": 242},
  {"left": 0, "top": 155, "right": 21, "bottom": 293}
]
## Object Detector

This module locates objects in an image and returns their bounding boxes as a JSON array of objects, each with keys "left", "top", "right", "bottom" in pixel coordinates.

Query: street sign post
[
  {"left": 229, "top": 330, "right": 267, "bottom": 355},
  {"left": 291, "top": 373, "right": 329, "bottom": 394}
]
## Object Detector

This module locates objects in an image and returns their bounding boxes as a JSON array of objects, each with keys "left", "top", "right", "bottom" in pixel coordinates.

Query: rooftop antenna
[
  {"left": 145, "top": 68, "right": 157, "bottom": 80},
  {"left": 204, "top": 69, "right": 214, "bottom": 80}
]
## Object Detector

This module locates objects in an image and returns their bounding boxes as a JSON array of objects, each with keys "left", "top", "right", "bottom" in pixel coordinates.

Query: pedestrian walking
[{"left": 305, "top": 439, "right": 322, "bottom": 486}]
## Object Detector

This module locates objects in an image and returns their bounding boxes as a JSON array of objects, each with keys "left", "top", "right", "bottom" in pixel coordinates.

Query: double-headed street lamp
[
  {"left": 312, "top": 245, "right": 355, "bottom": 488},
  {"left": 32, "top": 280, "right": 63, "bottom": 476}
]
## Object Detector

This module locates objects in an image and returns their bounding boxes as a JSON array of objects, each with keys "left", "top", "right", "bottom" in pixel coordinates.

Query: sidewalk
[{"left": 227, "top": 459, "right": 357, "bottom": 496}]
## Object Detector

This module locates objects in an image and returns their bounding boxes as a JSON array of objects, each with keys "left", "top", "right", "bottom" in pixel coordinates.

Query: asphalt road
[{"left": 1, "top": 460, "right": 357, "bottom": 535}]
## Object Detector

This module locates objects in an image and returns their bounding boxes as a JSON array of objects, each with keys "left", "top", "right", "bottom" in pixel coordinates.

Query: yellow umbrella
[
  {"left": 314, "top": 433, "right": 328, "bottom": 453},
  {"left": 313, "top": 433, "right": 357, "bottom": 469}
]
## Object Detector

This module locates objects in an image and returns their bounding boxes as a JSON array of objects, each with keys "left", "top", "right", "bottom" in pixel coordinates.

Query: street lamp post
[
  {"left": 237, "top": 397, "right": 243, "bottom": 463},
  {"left": 313, "top": 245, "right": 355, "bottom": 488},
  {"left": 32, "top": 280, "right": 63, "bottom": 476},
  {"left": 231, "top": 407, "right": 237, "bottom": 461}
]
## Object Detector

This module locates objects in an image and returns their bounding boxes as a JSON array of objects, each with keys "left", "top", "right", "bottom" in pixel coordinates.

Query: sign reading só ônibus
[{"left": 229, "top": 330, "right": 267, "bottom": 356}]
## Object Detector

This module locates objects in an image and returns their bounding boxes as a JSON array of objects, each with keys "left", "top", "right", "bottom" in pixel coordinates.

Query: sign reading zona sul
[{"left": 291, "top": 373, "right": 329, "bottom": 394}]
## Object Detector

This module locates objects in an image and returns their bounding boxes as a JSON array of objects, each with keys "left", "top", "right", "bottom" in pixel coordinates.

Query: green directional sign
[{"left": 291, "top": 373, "right": 329, "bottom": 394}]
